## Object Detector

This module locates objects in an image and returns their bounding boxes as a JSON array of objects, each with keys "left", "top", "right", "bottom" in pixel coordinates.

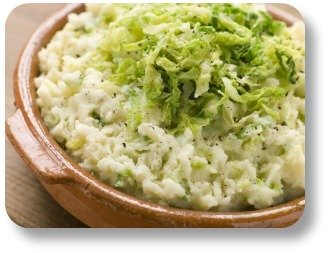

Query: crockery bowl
[{"left": 6, "top": 3, "right": 305, "bottom": 227}]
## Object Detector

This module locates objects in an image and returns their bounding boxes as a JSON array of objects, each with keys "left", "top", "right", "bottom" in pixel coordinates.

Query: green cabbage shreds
[{"left": 91, "top": 3, "right": 304, "bottom": 133}]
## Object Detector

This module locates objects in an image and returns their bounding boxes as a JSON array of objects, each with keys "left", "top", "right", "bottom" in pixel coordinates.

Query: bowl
[{"left": 6, "top": 3, "right": 305, "bottom": 228}]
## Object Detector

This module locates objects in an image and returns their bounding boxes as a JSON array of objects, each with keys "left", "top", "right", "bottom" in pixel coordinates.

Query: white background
[{"left": 1, "top": 0, "right": 326, "bottom": 252}]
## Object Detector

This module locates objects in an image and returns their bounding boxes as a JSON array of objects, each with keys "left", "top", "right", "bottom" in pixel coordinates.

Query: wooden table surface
[
  {"left": 5, "top": 4, "right": 301, "bottom": 228},
  {"left": 5, "top": 3, "right": 87, "bottom": 228}
]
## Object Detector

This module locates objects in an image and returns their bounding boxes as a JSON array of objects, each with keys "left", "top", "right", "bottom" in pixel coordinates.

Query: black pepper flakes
[{"left": 123, "top": 143, "right": 126, "bottom": 148}]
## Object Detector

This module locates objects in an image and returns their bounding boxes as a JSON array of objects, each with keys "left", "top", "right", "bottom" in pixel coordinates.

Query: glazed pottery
[{"left": 6, "top": 3, "right": 305, "bottom": 227}]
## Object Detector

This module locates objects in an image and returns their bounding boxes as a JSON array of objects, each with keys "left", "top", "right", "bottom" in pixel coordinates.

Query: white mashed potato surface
[{"left": 35, "top": 4, "right": 305, "bottom": 211}]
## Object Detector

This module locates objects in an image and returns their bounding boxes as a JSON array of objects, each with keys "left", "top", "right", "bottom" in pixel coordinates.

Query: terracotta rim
[{"left": 6, "top": 3, "right": 305, "bottom": 227}]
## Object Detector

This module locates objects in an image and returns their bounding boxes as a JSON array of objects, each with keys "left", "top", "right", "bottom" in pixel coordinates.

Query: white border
[{"left": 2, "top": 0, "right": 326, "bottom": 252}]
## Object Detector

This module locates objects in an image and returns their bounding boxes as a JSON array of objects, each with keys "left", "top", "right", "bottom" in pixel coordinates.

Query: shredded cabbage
[{"left": 91, "top": 3, "right": 303, "bottom": 134}]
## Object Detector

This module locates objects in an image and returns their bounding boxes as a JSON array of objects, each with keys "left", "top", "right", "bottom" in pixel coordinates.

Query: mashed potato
[{"left": 35, "top": 4, "right": 305, "bottom": 211}]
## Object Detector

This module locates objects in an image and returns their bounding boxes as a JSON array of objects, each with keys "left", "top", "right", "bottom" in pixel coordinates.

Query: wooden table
[
  {"left": 5, "top": 4, "right": 301, "bottom": 228},
  {"left": 5, "top": 4, "right": 87, "bottom": 228}
]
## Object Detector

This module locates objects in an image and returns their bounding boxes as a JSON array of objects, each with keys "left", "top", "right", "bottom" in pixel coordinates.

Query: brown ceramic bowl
[{"left": 6, "top": 3, "right": 305, "bottom": 227}]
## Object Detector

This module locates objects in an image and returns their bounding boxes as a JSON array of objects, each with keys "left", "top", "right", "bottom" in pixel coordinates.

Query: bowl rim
[{"left": 9, "top": 3, "right": 305, "bottom": 226}]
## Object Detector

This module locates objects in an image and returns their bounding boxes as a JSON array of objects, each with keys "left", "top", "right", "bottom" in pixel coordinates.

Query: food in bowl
[{"left": 35, "top": 3, "right": 305, "bottom": 212}]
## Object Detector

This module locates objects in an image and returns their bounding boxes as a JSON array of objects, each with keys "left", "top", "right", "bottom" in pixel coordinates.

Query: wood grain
[{"left": 5, "top": 3, "right": 87, "bottom": 228}]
